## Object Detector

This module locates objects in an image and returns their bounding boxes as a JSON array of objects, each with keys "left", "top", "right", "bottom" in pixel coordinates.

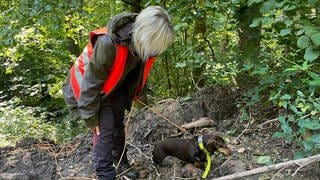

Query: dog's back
[{"left": 152, "top": 138, "right": 201, "bottom": 164}]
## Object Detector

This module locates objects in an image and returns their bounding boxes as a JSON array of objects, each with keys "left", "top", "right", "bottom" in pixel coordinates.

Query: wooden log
[{"left": 181, "top": 117, "right": 215, "bottom": 129}]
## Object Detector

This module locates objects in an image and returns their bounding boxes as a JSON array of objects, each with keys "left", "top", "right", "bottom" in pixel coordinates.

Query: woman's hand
[{"left": 92, "top": 126, "right": 100, "bottom": 136}]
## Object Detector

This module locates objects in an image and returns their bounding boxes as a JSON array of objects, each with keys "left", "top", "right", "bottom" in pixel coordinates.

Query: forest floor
[{"left": 1, "top": 86, "right": 319, "bottom": 180}]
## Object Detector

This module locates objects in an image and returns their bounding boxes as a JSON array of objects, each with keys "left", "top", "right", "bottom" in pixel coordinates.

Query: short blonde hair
[{"left": 132, "top": 6, "right": 175, "bottom": 61}]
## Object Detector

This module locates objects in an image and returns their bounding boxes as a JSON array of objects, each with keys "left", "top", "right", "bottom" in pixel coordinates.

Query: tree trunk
[
  {"left": 237, "top": 5, "right": 261, "bottom": 61},
  {"left": 192, "top": 0, "right": 207, "bottom": 88},
  {"left": 235, "top": 4, "right": 262, "bottom": 89}
]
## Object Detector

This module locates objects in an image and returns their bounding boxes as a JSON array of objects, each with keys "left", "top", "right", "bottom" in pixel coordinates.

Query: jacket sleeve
[{"left": 78, "top": 35, "right": 116, "bottom": 128}]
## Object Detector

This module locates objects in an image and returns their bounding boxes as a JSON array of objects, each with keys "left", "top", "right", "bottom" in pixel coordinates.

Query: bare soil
[{"left": 1, "top": 86, "right": 319, "bottom": 180}]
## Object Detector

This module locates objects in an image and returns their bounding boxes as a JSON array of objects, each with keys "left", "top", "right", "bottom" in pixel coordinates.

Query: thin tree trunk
[{"left": 235, "top": 4, "right": 262, "bottom": 89}]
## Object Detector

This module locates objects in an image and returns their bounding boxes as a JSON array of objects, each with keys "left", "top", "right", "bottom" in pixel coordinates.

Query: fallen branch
[
  {"left": 212, "top": 154, "right": 320, "bottom": 180},
  {"left": 181, "top": 117, "right": 214, "bottom": 129},
  {"left": 256, "top": 118, "right": 278, "bottom": 129}
]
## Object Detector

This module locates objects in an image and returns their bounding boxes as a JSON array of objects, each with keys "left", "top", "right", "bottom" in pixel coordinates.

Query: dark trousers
[{"left": 94, "top": 89, "right": 129, "bottom": 180}]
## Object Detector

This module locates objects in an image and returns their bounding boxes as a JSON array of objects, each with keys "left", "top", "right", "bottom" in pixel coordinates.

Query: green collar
[{"left": 198, "top": 135, "right": 212, "bottom": 179}]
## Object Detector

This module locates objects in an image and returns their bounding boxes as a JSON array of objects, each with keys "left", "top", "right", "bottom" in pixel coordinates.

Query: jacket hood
[{"left": 107, "top": 12, "right": 137, "bottom": 45}]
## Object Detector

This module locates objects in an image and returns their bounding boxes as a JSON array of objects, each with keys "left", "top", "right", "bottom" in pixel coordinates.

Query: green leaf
[
  {"left": 310, "top": 79, "right": 320, "bottom": 86},
  {"left": 242, "top": 63, "right": 255, "bottom": 71},
  {"left": 302, "top": 60, "right": 309, "bottom": 70},
  {"left": 280, "top": 101, "right": 288, "bottom": 109},
  {"left": 280, "top": 29, "right": 291, "bottom": 36},
  {"left": 252, "top": 67, "right": 268, "bottom": 75},
  {"left": 289, "top": 104, "right": 300, "bottom": 115},
  {"left": 308, "top": 71, "right": 320, "bottom": 80},
  {"left": 284, "top": 65, "right": 301, "bottom": 72},
  {"left": 296, "top": 30, "right": 305, "bottom": 36},
  {"left": 308, "top": 0, "right": 319, "bottom": 5},
  {"left": 313, "top": 102, "right": 320, "bottom": 111},
  {"left": 297, "top": 35, "right": 310, "bottom": 49},
  {"left": 175, "top": 62, "right": 186, "bottom": 68},
  {"left": 304, "top": 26, "right": 319, "bottom": 36},
  {"left": 205, "top": 0, "right": 216, "bottom": 8},
  {"left": 297, "top": 90, "right": 305, "bottom": 97},
  {"left": 45, "top": 5, "right": 52, "bottom": 11},
  {"left": 298, "top": 119, "right": 320, "bottom": 130},
  {"left": 256, "top": 156, "right": 271, "bottom": 164},
  {"left": 278, "top": 115, "right": 286, "bottom": 124},
  {"left": 248, "top": 0, "right": 264, "bottom": 6},
  {"left": 280, "top": 94, "right": 291, "bottom": 100},
  {"left": 303, "top": 140, "right": 314, "bottom": 151},
  {"left": 273, "top": 132, "right": 285, "bottom": 138},
  {"left": 284, "top": 20, "right": 293, "bottom": 27},
  {"left": 311, "top": 134, "right": 320, "bottom": 143},
  {"left": 304, "top": 47, "right": 319, "bottom": 61},
  {"left": 294, "top": 150, "right": 310, "bottom": 159},
  {"left": 261, "top": 17, "right": 273, "bottom": 28},
  {"left": 310, "top": 33, "right": 320, "bottom": 46},
  {"left": 250, "top": 18, "right": 263, "bottom": 28},
  {"left": 260, "top": 0, "right": 277, "bottom": 14}
]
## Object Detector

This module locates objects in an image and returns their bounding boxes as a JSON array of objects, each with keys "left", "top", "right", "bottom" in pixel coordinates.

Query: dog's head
[{"left": 203, "top": 134, "right": 232, "bottom": 156}]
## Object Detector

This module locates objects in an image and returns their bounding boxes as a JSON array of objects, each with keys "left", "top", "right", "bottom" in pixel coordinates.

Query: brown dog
[{"left": 152, "top": 134, "right": 231, "bottom": 165}]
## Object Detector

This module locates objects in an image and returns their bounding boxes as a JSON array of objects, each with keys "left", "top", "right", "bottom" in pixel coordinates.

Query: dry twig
[
  {"left": 116, "top": 166, "right": 134, "bottom": 178},
  {"left": 256, "top": 118, "right": 278, "bottom": 129},
  {"left": 127, "top": 142, "right": 152, "bottom": 160}
]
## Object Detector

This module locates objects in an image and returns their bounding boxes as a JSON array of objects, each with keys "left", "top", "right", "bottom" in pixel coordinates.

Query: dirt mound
[
  {"left": 0, "top": 134, "right": 95, "bottom": 180},
  {"left": 1, "top": 86, "right": 319, "bottom": 180}
]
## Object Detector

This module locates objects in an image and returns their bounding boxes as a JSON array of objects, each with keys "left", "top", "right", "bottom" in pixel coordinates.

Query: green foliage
[
  {"left": 0, "top": 0, "right": 319, "bottom": 160},
  {"left": 239, "top": 0, "right": 320, "bottom": 158},
  {"left": 0, "top": 103, "right": 56, "bottom": 146},
  {"left": 0, "top": 0, "right": 121, "bottom": 145},
  {"left": 0, "top": 101, "right": 86, "bottom": 146}
]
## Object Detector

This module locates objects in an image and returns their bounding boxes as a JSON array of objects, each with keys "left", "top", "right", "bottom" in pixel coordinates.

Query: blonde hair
[{"left": 132, "top": 6, "right": 175, "bottom": 61}]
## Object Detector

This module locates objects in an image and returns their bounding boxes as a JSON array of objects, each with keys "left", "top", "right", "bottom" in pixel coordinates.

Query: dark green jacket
[{"left": 63, "top": 13, "right": 147, "bottom": 128}]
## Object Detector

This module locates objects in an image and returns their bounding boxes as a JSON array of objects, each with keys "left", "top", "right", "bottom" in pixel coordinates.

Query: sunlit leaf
[
  {"left": 250, "top": 18, "right": 263, "bottom": 27},
  {"left": 281, "top": 94, "right": 291, "bottom": 100},
  {"left": 304, "top": 47, "right": 319, "bottom": 61},
  {"left": 248, "top": 0, "right": 264, "bottom": 6},
  {"left": 311, "top": 134, "right": 320, "bottom": 143},
  {"left": 303, "top": 140, "right": 314, "bottom": 151},
  {"left": 260, "top": 0, "right": 277, "bottom": 14},
  {"left": 298, "top": 119, "right": 320, "bottom": 130},
  {"left": 280, "top": 28, "right": 291, "bottom": 36},
  {"left": 256, "top": 156, "right": 271, "bottom": 164},
  {"left": 175, "top": 62, "right": 186, "bottom": 68},
  {"left": 310, "top": 32, "right": 320, "bottom": 46},
  {"left": 297, "top": 35, "right": 310, "bottom": 49},
  {"left": 308, "top": 71, "right": 320, "bottom": 80}
]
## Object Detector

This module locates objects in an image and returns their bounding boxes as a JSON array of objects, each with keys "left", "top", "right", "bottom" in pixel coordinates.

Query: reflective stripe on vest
[{"left": 70, "top": 28, "right": 155, "bottom": 101}]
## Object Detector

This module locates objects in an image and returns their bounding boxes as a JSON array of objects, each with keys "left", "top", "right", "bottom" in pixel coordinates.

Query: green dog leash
[{"left": 198, "top": 135, "right": 211, "bottom": 179}]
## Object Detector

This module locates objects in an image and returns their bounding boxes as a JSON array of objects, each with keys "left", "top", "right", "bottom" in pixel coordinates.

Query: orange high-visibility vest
[{"left": 69, "top": 27, "right": 155, "bottom": 101}]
